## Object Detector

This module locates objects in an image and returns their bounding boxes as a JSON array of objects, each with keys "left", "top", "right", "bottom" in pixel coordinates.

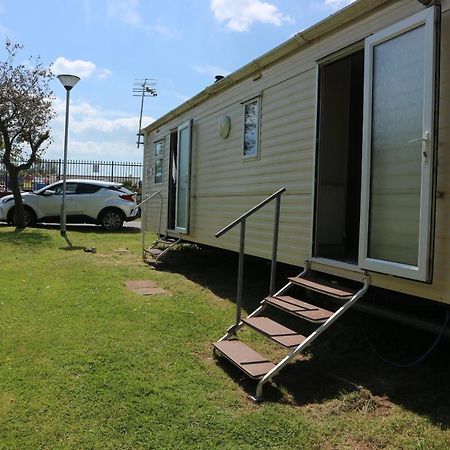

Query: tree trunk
[{"left": 8, "top": 166, "right": 26, "bottom": 229}]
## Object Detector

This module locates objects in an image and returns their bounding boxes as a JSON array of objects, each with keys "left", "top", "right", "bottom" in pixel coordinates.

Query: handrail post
[
  {"left": 269, "top": 194, "right": 282, "bottom": 296},
  {"left": 236, "top": 219, "right": 246, "bottom": 326},
  {"left": 158, "top": 192, "right": 163, "bottom": 238},
  {"left": 141, "top": 197, "right": 146, "bottom": 260}
]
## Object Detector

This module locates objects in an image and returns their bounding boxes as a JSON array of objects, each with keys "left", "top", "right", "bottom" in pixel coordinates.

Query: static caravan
[{"left": 142, "top": 0, "right": 449, "bottom": 399}]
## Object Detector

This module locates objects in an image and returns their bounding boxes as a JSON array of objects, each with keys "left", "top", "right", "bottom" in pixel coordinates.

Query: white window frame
[
  {"left": 154, "top": 140, "right": 164, "bottom": 185},
  {"left": 242, "top": 97, "right": 261, "bottom": 160},
  {"left": 175, "top": 119, "right": 192, "bottom": 234},
  {"left": 358, "top": 7, "right": 436, "bottom": 281}
]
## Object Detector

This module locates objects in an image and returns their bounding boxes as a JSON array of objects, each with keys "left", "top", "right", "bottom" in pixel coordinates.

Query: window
[
  {"left": 154, "top": 140, "right": 164, "bottom": 184},
  {"left": 52, "top": 182, "right": 77, "bottom": 194},
  {"left": 243, "top": 98, "right": 260, "bottom": 159},
  {"left": 76, "top": 183, "right": 101, "bottom": 194}
]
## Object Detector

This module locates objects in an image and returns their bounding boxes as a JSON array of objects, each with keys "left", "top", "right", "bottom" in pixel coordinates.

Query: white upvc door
[
  {"left": 359, "top": 8, "right": 437, "bottom": 281},
  {"left": 175, "top": 119, "right": 192, "bottom": 234}
]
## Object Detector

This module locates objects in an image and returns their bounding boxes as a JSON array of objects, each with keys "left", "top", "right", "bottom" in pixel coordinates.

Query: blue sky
[{"left": 0, "top": 0, "right": 354, "bottom": 162}]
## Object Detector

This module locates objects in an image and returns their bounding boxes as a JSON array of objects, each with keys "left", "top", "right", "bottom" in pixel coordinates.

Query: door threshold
[
  {"left": 166, "top": 229, "right": 182, "bottom": 238},
  {"left": 311, "top": 257, "right": 363, "bottom": 273}
]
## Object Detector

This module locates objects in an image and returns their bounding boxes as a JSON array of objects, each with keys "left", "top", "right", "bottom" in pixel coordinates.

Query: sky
[{"left": 0, "top": 0, "right": 354, "bottom": 162}]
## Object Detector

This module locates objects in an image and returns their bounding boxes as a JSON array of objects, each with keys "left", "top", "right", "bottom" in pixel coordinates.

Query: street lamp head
[{"left": 57, "top": 74, "right": 80, "bottom": 91}]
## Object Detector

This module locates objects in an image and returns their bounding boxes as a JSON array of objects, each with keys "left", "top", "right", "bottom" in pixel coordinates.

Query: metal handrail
[
  {"left": 137, "top": 190, "right": 161, "bottom": 208},
  {"left": 215, "top": 187, "right": 286, "bottom": 237},
  {"left": 215, "top": 187, "right": 286, "bottom": 328},
  {"left": 140, "top": 190, "right": 163, "bottom": 259}
]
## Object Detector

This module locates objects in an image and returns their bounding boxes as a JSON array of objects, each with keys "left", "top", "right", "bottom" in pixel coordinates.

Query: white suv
[{"left": 0, "top": 179, "right": 139, "bottom": 231}]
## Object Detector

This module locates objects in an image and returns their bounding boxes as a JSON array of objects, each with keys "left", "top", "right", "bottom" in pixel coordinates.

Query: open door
[
  {"left": 167, "top": 129, "right": 178, "bottom": 231},
  {"left": 359, "top": 8, "right": 438, "bottom": 281},
  {"left": 314, "top": 49, "right": 364, "bottom": 264},
  {"left": 175, "top": 119, "right": 192, "bottom": 234}
]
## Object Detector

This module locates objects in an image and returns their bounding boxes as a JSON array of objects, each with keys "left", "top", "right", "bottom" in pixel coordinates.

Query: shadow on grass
[
  {"left": 59, "top": 235, "right": 87, "bottom": 251},
  {"left": 36, "top": 223, "right": 141, "bottom": 234},
  {"left": 156, "top": 244, "right": 450, "bottom": 428},
  {"left": 157, "top": 244, "right": 298, "bottom": 312},
  {"left": 0, "top": 224, "right": 53, "bottom": 246}
]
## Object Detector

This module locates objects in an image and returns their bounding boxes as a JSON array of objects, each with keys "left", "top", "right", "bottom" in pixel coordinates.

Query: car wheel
[
  {"left": 100, "top": 209, "right": 124, "bottom": 231},
  {"left": 8, "top": 207, "right": 37, "bottom": 227}
]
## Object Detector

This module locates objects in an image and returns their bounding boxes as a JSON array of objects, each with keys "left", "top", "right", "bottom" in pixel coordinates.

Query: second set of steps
[
  {"left": 213, "top": 269, "right": 369, "bottom": 401},
  {"left": 143, "top": 235, "right": 181, "bottom": 262}
]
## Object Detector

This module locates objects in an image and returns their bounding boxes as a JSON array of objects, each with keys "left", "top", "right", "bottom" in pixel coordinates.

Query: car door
[
  {"left": 37, "top": 182, "right": 77, "bottom": 219},
  {"left": 71, "top": 183, "right": 103, "bottom": 219}
]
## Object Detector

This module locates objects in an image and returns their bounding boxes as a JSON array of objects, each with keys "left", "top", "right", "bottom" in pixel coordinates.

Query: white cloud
[
  {"left": 152, "top": 23, "right": 179, "bottom": 38},
  {"left": 52, "top": 97, "right": 154, "bottom": 134},
  {"left": 211, "top": 0, "right": 294, "bottom": 32},
  {"left": 107, "top": 1, "right": 179, "bottom": 38},
  {"left": 52, "top": 57, "right": 112, "bottom": 80},
  {"left": 45, "top": 133, "right": 144, "bottom": 161},
  {"left": 97, "top": 68, "right": 112, "bottom": 79},
  {"left": 70, "top": 115, "right": 154, "bottom": 134},
  {"left": 324, "top": 0, "right": 356, "bottom": 10},
  {"left": 52, "top": 139, "right": 144, "bottom": 161},
  {"left": 107, "top": 0, "right": 148, "bottom": 30},
  {"left": 52, "top": 57, "right": 96, "bottom": 79},
  {"left": 48, "top": 96, "right": 154, "bottom": 162}
]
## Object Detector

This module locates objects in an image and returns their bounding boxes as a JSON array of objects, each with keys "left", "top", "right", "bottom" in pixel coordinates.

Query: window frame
[
  {"left": 154, "top": 140, "right": 164, "bottom": 185},
  {"left": 242, "top": 96, "right": 261, "bottom": 160}
]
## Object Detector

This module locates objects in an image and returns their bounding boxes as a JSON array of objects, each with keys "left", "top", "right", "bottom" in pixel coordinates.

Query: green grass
[{"left": 0, "top": 225, "right": 449, "bottom": 449}]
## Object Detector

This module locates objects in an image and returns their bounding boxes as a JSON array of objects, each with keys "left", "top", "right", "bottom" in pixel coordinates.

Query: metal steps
[
  {"left": 288, "top": 276, "right": 357, "bottom": 298},
  {"left": 243, "top": 317, "right": 307, "bottom": 348},
  {"left": 144, "top": 235, "right": 181, "bottom": 262},
  {"left": 213, "top": 340, "right": 275, "bottom": 379},
  {"left": 213, "top": 267, "right": 369, "bottom": 401},
  {"left": 265, "top": 295, "right": 333, "bottom": 323}
]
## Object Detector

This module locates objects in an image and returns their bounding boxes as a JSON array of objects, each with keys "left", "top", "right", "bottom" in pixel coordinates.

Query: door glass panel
[
  {"left": 368, "top": 25, "right": 425, "bottom": 266},
  {"left": 176, "top": 126, "right": 190, "bottom": 230}
]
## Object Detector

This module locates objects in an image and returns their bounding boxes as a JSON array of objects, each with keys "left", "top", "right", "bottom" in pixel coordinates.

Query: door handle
[{"left": 408, "top": 132, "right": 430, "bottom": 159}]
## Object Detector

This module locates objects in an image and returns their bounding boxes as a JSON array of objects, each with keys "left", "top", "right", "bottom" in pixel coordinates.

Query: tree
[{"left": 0, "top": 39, "right": 55, "bottom": 228}]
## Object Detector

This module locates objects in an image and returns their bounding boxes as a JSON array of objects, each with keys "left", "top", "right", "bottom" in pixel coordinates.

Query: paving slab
[{"left": 125, "top": 280, "right": 168, "bottom": 296}]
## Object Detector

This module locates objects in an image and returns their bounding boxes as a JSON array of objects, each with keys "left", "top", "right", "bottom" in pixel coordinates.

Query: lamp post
[{"left": 57, "top": 74, "right": 80, "bottom": 237}]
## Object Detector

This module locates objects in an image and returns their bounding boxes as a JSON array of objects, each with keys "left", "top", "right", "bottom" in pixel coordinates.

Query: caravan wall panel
[{"left": 143, "top": 0, "right": 450, "bottom": 304}]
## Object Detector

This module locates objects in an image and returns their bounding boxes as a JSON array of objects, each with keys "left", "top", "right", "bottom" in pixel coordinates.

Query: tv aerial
[{"left": 134, "top": 78, "right": 157, "bottom": 148}]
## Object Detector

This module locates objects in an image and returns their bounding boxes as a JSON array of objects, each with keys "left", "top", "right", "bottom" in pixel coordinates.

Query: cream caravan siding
[{"left": 143, "top": 1, "right": 450, "bottom": 304}]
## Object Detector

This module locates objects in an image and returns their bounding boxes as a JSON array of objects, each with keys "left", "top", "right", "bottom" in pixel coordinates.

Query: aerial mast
[{"left": 133, "top": 78, "right": 157, "bottom": 148}]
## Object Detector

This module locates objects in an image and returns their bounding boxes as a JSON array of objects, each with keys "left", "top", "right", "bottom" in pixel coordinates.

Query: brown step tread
[
  {"left": 147, "top": 248, "right": 164, "bottom": 257},
  {"left": 265, "top": 295, "right": 333, "bottom": 322},
  {"left": 288, "top": 276, "right": 356, "bottom": 298},
  {"left": 213, "top": 340, "right": 275, "bottom": 379},
  {"left": 243, "top": 317, "right": 307, "bottom": 348},
  {"left": 158, "top": 238, "right": 179, "bottom": 245}
]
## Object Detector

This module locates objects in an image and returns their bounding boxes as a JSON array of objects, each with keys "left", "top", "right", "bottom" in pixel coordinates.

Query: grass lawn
[{"left": 0, "top": 225, "right": 449, "bottom": 449}]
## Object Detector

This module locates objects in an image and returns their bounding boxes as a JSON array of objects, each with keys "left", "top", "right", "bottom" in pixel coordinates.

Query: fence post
[
  {"left": 58, "top": 159, "right": 62, "bottom": 181},
  {"left": 111, "top": 161, "right": 114, "bottom": 181}
]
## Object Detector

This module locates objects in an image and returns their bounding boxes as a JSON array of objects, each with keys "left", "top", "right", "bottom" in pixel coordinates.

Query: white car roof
[{"left": 55, "top": 179, "right": 122, "bottom": 187}]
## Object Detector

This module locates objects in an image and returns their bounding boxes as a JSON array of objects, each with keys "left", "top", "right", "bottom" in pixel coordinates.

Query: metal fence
[{"left": 0, "top": 159, "right": 143, "bottom": 192}]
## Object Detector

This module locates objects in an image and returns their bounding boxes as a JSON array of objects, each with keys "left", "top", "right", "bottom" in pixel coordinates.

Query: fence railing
[{"left": 0, "top": 159, "right": 143, "bottom": 193}]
